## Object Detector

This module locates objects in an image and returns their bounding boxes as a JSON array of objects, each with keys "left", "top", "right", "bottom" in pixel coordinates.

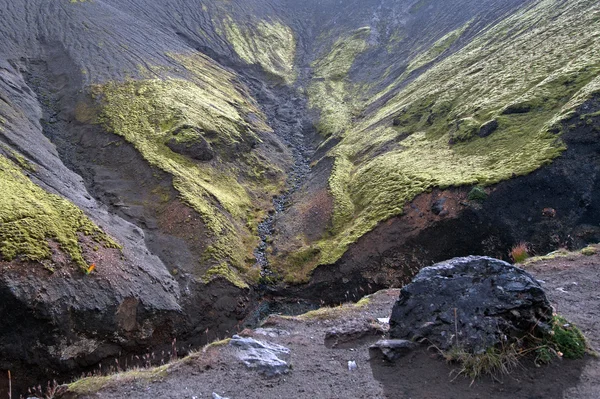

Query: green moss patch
[
  {"left": 224, "top": 18, "right": 297, "bottom": 84},
  {"left": 445, "top": 315, "right": 588, "bottom": 381},
  {"left": 581, "top": 245, "right": 597, "bottom": 256},
  {"left": 68, "top": 365, "right": 169, "bottom": 395},
  {"left": 307, "top": 27, "right": 370, "bottom": 138},
  {"left": 296, "top": 295, "right": 371, "bottom": 321},
  {"left": 303, "top": 0, "right": 600, "bottom": 272},
  {"left": 202, "top": 263, "right": 249, "bottom": 289},
  {"left": 0, "top": 154, "right": 117, "bottom": 270},
  {"left": 535, "top": 315, "right": 589, "bottom": 364},
  {"left": 92, "top": 53, "right": 284, "bottom": 284}
]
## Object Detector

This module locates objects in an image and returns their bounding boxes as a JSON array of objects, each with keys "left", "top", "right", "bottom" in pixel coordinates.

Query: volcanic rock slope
[{"left": 0, "top": 0, "right": 599, "bottom": 382}]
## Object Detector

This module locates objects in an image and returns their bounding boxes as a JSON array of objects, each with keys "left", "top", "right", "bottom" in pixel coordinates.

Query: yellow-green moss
[
  {"left": 92, "top": 53, "right": 283, "bottom": 282},
  {"left": 224, "top": 18, "right": 297, "bottom": 84},
  {"left": 522, "top": 248, "right": 578, "bottom": 266},
  {"left": 307, "top": 27, "right": 370, "bottom": 138},
  {"left": 202, "top": 263, "right": 249, "bottom": 289},
  {"left": 409, "top": 21, "right": 470, "bottom": 74},
  {"left": 202, "top": 337, "right": 232, "bottom": 351},
  {"left": 0, "top": 154, "right": 117, "bottom": 270},
  {"left": 68, "top": 365, "right": 169, "bottom": 395},
  {"left": 299, "top": 0, "right": 600, "bottom": 274},
  {"left": 0, "top": 144, "right": 36, "bottom": 172},
  {"left": 281, "top": 246, "right": 322, "bottom": 284},
  {"left": 581, "top": 246, "right": 597, "bottom": 256},
  {"left": 296, "top": 295, "right": 371, "bottom": 321}
]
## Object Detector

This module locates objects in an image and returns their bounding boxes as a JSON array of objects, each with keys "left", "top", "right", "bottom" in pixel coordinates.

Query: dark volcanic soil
[{"left": 58, "top": 249, "right": 600, "bottom": 399}]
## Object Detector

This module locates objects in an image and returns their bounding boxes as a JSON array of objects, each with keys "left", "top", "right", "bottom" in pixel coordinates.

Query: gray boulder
[
  {"left": 230, "top": 335, "right": 290, "bottom": 376},
  {"left": 390, "top": 256, "right": 553, "bottom": 353}
]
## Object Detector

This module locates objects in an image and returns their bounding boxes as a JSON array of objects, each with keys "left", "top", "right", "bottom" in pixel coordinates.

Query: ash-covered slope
[{"left": 0, "top": 0, "right": 599, "bottom": 391}]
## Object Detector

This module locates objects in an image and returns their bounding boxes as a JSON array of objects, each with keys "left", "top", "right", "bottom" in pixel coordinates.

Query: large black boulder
[{"left": 390, "top": 256, "right": 553, "bottom": 353}]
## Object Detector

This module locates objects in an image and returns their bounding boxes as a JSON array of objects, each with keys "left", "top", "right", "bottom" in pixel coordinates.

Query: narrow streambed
[
  {"left": 252, "top": 88, "right": 314, "bottom": 281},
  {"left": 253, "top": 149, "right": 311, "bottom": 279}
]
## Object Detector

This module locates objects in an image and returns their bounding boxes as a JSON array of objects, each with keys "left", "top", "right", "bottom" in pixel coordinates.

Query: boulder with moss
[{"left": 390, "top": 256, "right": 554, "bottom": 353}]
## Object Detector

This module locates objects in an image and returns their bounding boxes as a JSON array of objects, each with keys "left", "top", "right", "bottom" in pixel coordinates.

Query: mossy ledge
[
  {"left": 285, "top": 0, "right": 600, "bottom": 282},
  {"left": 0, "top": 154, "right": 118, "bottom": 270}
]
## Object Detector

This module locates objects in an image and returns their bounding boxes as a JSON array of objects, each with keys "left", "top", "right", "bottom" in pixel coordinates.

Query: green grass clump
[
  {"left": 510, "top": 242, "right": 530, "bottom": 264},
  {"left": 445, "top": 344, "right": 520, "bottom": 382},
  {"left": 224, "top": 18, "right": 297, "bottom": 84},
  {"left": 445, "top": 315, "right": 588, "bottom": 382},
  {"left": 549, "top": 316, "right": 588, "bottom": 359},
  {"left": 302, "top": 0, "right": 600, "bottom": 272},
  {"left": 535, "top": 315, "right": 589, "bottom": 363},
  {"left": 282, "top": 246, "right": 322, "bottom": 284},
  {"left": 467, "top": 186, "right": 487, "bottom": 202},
  {"left": 0, "top": 154, "right": 118, "bottom": 270}
]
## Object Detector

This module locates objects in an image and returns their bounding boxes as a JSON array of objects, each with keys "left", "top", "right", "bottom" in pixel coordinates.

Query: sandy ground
[{"left": 69, "top": 251, "right": 600, "bottom": 399}]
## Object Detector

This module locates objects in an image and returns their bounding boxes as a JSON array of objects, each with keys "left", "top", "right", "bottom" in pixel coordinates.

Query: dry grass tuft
[{"left": 510, "top": 242, "right": 530, "bottom": 263}]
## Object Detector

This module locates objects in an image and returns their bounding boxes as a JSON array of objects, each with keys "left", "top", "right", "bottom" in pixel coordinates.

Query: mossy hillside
[
  {"left": 387, "top": 21, "right": 471, "bottom": 97},
  {"left": 300, "top": 0, "right": 600, "bottom": 270},
  {"left": 0, "top": 154, "right": 117, "bottom": 270},
  {"left": 0, "top": 143, "right": 36, "bottom": 172},
  {"left": 223, "top": 18, "right": 297, "bottom": 85},
  {"left": 307, "top": 27, "right": 370, "bottom": 139},
  {"left": 93, "top": 54, "right": 285, "bottom": 280}
]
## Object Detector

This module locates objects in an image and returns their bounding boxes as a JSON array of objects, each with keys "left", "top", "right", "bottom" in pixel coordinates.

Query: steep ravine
[
  {"left": 1, "top": 0, "right": 600, "bottom": 396},
  {"left": 2, "top": 50, "right": 320, "bottom": 395}
]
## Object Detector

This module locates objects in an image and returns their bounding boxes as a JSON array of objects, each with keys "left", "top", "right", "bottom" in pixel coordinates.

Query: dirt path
[{"left": 68, "top": 251, "right": 600, "bottom": 399}]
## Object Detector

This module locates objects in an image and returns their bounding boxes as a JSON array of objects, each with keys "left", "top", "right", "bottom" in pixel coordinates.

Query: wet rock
[
  {"left": 230, "top": 335, "right": 290, "bottom": 376},
  {"left": 478, "top": 119, "right": 498, "bottom": 138},
  {"left": 369, "top": 339, "right": 416, "bottom": 361},
  {"left": 390, "top": 256, "right": 553, "bottom": 353}
]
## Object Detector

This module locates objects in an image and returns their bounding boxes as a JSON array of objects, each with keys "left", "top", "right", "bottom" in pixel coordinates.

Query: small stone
[
  {"left": 255, "top": 328, "right": 290, "bottom": 337},
  {"left": 230, "top": 335, "right": 290, "bottom": 377},
  {"left": 369, "top": 339, "right": 416, "bottom": 361},
  {"left": 431, "top": 198, "right": 447, "bottom": 215}
]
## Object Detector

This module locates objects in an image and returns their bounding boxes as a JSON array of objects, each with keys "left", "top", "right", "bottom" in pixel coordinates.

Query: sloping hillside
[{"left": 0, "top": 0, "right": 599, "bottom": 393}]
